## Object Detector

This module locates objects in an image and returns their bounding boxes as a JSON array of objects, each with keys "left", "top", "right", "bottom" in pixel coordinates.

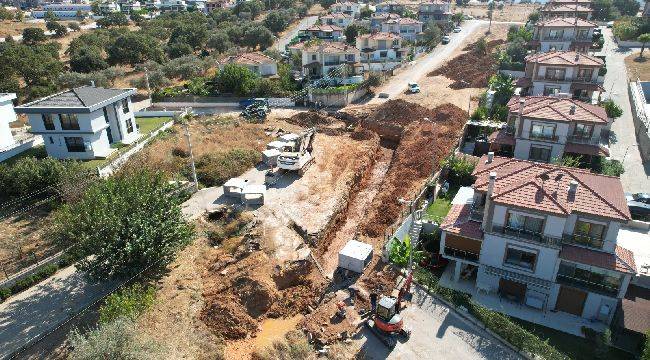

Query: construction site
[{"left": 132, "top": 98, "right": 468, "bottom": 359}]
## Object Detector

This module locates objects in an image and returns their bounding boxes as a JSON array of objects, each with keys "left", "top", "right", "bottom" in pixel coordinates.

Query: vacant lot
[
  {"left": 625, "top": 52, "right": 650, "bottom": 81},
  {"left": 453, "top": 3, "right": 538, "bottom": 22}
]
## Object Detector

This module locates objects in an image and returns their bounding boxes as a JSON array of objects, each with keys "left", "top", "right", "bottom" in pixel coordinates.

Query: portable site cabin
[{"left": 338, "top": 240, "right": 373, "bottom": 273}]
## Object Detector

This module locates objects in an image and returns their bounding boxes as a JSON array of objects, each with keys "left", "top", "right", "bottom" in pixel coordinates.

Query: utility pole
[
  {"left": 144, "top": 68, "right": 152, "bottom": 102},
  {"left": 182, "top": 108, "right": 198, "bottom": 192}
]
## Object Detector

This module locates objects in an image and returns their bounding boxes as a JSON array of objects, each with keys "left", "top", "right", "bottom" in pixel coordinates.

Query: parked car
[
  {"left": 453, "top": 27, "right": 462, "bottom": 33},
  {"left": 626, "top": 193, "right": 650, "bottom": 221},
  {"left": 442, "top": 35, "right": 450, "bottom": 44},
  {"left": 408, "top": 82, "right": 420, "bottom": 93},
  {"left": 606, "top": 21, "right": 614, "bottom": 28}
]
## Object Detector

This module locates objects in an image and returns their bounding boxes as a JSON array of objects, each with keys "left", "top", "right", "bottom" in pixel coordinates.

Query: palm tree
[{"left": 638, "top": 33, "right": 650, "bottom": 59}]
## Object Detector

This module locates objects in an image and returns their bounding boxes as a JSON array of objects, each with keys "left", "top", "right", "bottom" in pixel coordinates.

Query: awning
[
  {"left": 564, "top": 142, "right": 609, "bottom": 157},
  {"left": 484, "top": 265, "right": 553, "bottom": 289}
]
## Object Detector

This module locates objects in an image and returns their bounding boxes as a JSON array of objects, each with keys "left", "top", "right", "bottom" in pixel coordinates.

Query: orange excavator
[{"left": 365, "top": 273, "right": 412, "bottom": 349}]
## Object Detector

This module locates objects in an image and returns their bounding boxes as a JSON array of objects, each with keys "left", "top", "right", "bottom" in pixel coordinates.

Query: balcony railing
[
  {"left": 491, "top": 225, "right": 562, "bottom": 247},
  {"left": 566, "top": 134, "right": 604, "bottom": 146},
  {"left": 324, "top": 61, "right": 343, "bottom": 66},
  {"left": 444, "top": 247, "right": 480, "bottom": 263},
  {"left": 533, "top": 76, "right": 599, "bottom": 84},
  {"left": 529, "top": 132, "right": 559, "bottom": 141},
  {"left": 561, "top": 233, "right": 604, "bottom": 249},
  {"left": 556, "top": 274, "right": 619, "bottom": 297}
]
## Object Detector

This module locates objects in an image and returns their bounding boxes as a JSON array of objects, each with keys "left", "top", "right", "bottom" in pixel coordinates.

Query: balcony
[
  {"left": 529, "top": 132, "right": 559, "bottom": 142},
  {"left": 444, "top": 247, "right": 480, "bottom": 263},
  {"left": 556, "top": 274, "right": 618, "bottom": 297},
  {"left": 469, "top": 205, "right": 484, "bottom": 222},
  {"left": 491, "top": 225, "right": 562, "bottom": 248},
  {"left": 561, "top": 233, "right": 604, "bottom": 249},
  {"left": 324, "top": 61, "right": 343, "bottom": 66},
  {"left": 566, "top": 134, "right": 605, "bottom": 146}
]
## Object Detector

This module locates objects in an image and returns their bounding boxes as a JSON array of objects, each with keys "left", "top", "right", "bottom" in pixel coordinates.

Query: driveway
[
  {"left": 601, "top": 28, "right": 650, "bottom": 193},
  {"left": 275, "top": 16, "right": 318, "bottom": 51},
  {"left": 358, "top": 286, "right": 522, "bottom": 359}
]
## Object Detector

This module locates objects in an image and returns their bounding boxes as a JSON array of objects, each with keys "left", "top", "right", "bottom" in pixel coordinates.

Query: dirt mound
[
  {"left": 272, "top": 260, "right": 313, "bottom": 290},
  {"left": 201, "top": 295, "right": 259, "bottom": 340},
  {"left": 286, "top": 110, "right": 335, "bottom": 127},
  {"left": 233, "top": 276, "right": 278, "bottom": 318},
  {"left": 363, "top": 103, "right": 467, "bottom": 237},
  {"left": 350, "top": 129, "right": 377, "bottom": 141},
  {"left": 429, "top": 39, "right": 506, "bottom": 89},
  {"left": 361, "top": 99, "right": 444, "bottom": 141}
]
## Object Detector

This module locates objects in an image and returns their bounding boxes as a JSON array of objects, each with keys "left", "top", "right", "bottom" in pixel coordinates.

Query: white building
[
  {"left": 15, "top": 86, "right": 139, "bottom": 160},
  {"left": 417, "top": 0, "right": 451, "bottom": 26},
  {"left": 289, "top": 41, "right": 363, "bottom": 84},
  {"left": 301, "top": 24, "right": 344, "bottom": 42},
  {"left": 530, "top": 17, "right": 597, "bottom": 53},
  {"left": 489, "top": 96, "right": 611, "bottom": 163},
  {"left": 440, "top": 154, "right": 636, "bottom": 329},
  {"left": 380, "top": 17, "right": 423, "bottom": 42},
  {"left": 220, "top": 52, "right": 278, "bottom": 77},
  {"left": 375, "top": 1, "right": 405, "bottom": 15},
  {"left": 31, "top": 3, "right": 92, "bottom": 18},
  {"left": 0, "top": 94, "right": 18, "bottom": 150},
  {"left": 159, "top": 0, "right": 186, "bottom": 11},
  {"left": 321, "top": 12, "right": 354, "bottom": 29},
  {"left": 331, "top": 1, "right": 360, "bottom": 17},
  {"left": 356, "top": 32, "right": 408, "bottom": 71}
]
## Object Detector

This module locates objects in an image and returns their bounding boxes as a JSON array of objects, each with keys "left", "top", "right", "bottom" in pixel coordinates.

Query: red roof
[
  {"left": 525, "top": 51, "right": 603, "bottom": 67},
  {"left": 473, "top": 156, "right": 631, "bottom": 221},
  {"left": 488, "top": 128, "right": 515, "bottom": 146},
  {"left": 560, "top": 244, "right": 636, "bottom": 274},
  {"left": 306, "top": 24, "right": 344, "bottom": 32},
  {"left": 507, "top": 96, "right": 609, "bottom": 124},
  {"left": 564, "top": 142, "right": 609, "bottom": 157},
  {"left": 440, "top": 204, "right": 484, "bottom": 240},
  {"left": 535, "top": 17, "right": 597, "bottom": 28}
]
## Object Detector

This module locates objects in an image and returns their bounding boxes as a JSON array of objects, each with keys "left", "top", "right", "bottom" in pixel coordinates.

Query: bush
[
  {"left": 388, "top": 235, "right": 424, "bottom": 267},
  {"left": 441, "top": 153, "right": 477, "bottom": 187},
  {"left": 213, "top": 63, "right": 259, "bottom": 97},
  {"left": 603, "top": 99, "right": 623, "bottom": 118},
  {"left": 471, "top": 106, "right": 489, "bottom": 120},
  {"left": 642, "top": 331, "right": 650, "bottom": 360},
  {"left": 195, "top": 149, "right": 261, "bottom": 187},
  {"left": 99, "top": 283, "right": 155, "bottom": 324},
  {"left": 0, "top": 264, "right": 59, "bottom": 302}
]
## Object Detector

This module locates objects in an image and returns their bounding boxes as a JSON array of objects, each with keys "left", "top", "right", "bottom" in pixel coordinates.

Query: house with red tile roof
[
  {"left": 220, "top": 52, "right": 278, "bottom": 77},
  {"left": 380, "top": 17, "right": 424, "bottom": 42},
  {"left": 288, "top": 41, "right": 363, "bottom": 84},
  {"left": 331, "top": 1, "right": 361, "bottom": 18},
  {"left": 321, "top": 12, "right": 355, "bottom": 28},
  {"left": 489, "top": 95, "right": 611, "bottom": 164},
  {"left": 439, "top": 153, "right": 636, "bottom": 327},
  {"left": 356, "top": 32, "right": 408, "bottom": 71},
  {"left": 517, "top": 51, "right": 604, "bottom": 101},
  {"left": 530, "top": 17, "right": 597, "bottom": 53},
  {"left": 540, "top": 3, "right": 593, "bottom": 20},
  {"left": 417, "top": 0, "right": 452, "bottom": 26},
  {"left": 301, "top": 24, "right": 344, "bottom": 42}
]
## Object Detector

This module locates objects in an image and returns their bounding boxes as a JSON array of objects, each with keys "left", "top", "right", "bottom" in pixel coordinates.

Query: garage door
[
  {"left": 555, "top": 286, "right": 587, "bottom": 316},
  {"left": 499, "top": 278, "right": 527, "bottom": 303}
]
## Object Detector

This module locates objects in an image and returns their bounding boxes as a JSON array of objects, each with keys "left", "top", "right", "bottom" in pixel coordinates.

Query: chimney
[
  {"left": 569, "top": 104, "right": 576, "bottom": 115},
  {"left": 487, "top": 151, "right": 494, "bottom": 164},
  {"left": 482, "top": 171, "right": 497, "bottom": 229},
  {"left": 568, "top": 180, "right": 578, "bottom": 194},
  {"left": 574, "top": 53, "right": 580, "bottom": 62},
  {"left": 487, "top": 172, "right": 497, "bottom": 196},
  {"left": 515, "top": 98, "right": 525, "bottom": 134},
  {"left": 90, "top": 80, "right": 95, "bottom": 87}
]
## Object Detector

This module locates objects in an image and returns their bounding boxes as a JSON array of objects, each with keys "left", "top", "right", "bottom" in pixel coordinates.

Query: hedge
[{"left": 413, "top": 267, "right": 567, "bottom": 360}]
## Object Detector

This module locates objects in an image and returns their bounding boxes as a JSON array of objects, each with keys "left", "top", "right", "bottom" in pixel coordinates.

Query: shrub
[
  {"left": 388, "top": 235, "right": 424, "bottom": 268},
  {"left": 0, "top": 264, "right": 59, "bottom": 301},
  {"left": 603, "top": 99, "right": 623, "bottom": 118},
  {"left": 441, "top": 153, "right": 477, "bottom": 187},
  {"left": 99, "top": 283, "right": 156, "bottom": 324},
  {"left": 194, "top": 149, "right": 261, "bottom": 187},
  {"left": 642, "top": 331, "right": 650, "bottom": 360}
]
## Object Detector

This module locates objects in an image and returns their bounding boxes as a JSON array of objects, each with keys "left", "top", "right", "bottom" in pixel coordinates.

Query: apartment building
[
  {"left": 356, "top": 32, "right": 408, "bottom": 71},
  {"left": 530, "top": 17, "right": 597, "bottom": 53},
  {"left": 375, "top": 1, "right": 405, "bottom": 15},
  {"left": 371, "top": 12, "right": 401, "bottom": 30},
  {"left": 440, "top": 154, "right": 635, "bottom": 327},
  {"left": 290, "top": 41, "right": 363, "bottom": 83},
  {"left": 321, "top": 12, "right": 354, "bottom": 28},
  {"left": 489, "top": 96, "right": 611, "bottom": 163},
  {"left": 159, "top": 0, "right": 186, "bottom": 11},
  {"left": 31, "top": 3, "right": 92, "bottom": 18},
  {"left": 380, "top": 17, "right": 423, "bottom": 42},
  {"left": 301, "top": 24, "right": 344, "bottom": 41},
  {"left": 417, "top": 0, "right": 451, "bottom": 26},
  {"left": 330, "top": 1, "right": 360, "bottom": 17},
  {"left": 517, "top": 51, "right": 604, "bottom": 101},
  {"left": 541, "top": 3, "right": 593, "bottom": 20},
  {"left": 220, "top": 52, "right": 278, "bottom": 77},
  {"left": 15, "top": 86, "right": 138, "bottom": 160}
]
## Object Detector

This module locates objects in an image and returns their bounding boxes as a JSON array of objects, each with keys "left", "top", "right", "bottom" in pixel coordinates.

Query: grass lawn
[
  {"left": 424, "top": 196, "right": 452, "bottom": 222},
  {"left": 136, "top": 117, "right": 172, "bottom": 135},
  {"left": 510, "top": 318, "right": 634, "bottom": 360}
]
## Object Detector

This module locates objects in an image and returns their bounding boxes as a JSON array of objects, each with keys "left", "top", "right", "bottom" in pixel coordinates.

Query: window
[
  {"left": 48, "top": 136, "right": 54, "bottom": 144},
  {"left": 548, "top": 29, "right": 564, "bottom": 39},
  {"left": 126, "top": 118, "right": 134, "bottom": 133},
  {"left": 64, "top": 137, "right": 85, "bottom": 152},
  {"left": 380, "top": 51, "right": 388, "bottom": 58},
  {"left": 577, "top": 29, "right": 589, "bottom": 39},
  {"left": 311, "top": 54, "right": 317, "bottom": 61},
  {"left": 346, "top": 54, "right": 355, "bottom": 62},
  {"left": 103, "top": 107, "right": 110, "bottom": 124},
  {"left": 121, "top": 98, "right": 130, "bottom": 114},
  {"left": 543, "top": 86, "right": 561, "bottom": 96},
  {"left": 530, "top": 123, "right": 556, "bottom": 141},
  {"left": 504, "top": 246, "right": 537, "bottom": 271},
  {"left": 59, "top": 114, "right": 80, "bottom": 130},
  {"left": 576, "top": 68, "right": 593, "bottom": 81},
  {"left": 529, "top": 145, "right": 552, "bottom": 162},
  {"left": 545, "top": 68, "right": 566, "bottom": 80},
  {"left": 573, "top": 123, "right": 593, "bottom": 139},
  {"left": 573, "top": 219, "right": 606, "bottom": 246},
  {"left": 42, "top": 114, "right": 55, "bottom": 130},
  {"left": 507, "top": 212, "right": 545, "bottom": 234}
]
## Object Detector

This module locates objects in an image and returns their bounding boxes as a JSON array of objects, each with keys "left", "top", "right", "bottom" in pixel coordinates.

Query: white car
[
  {"left": 408, "top": 82, "right": 420, "bottom": 93},
  {"left": 442, "top": 35, "right": 450, "bottom": 44},
  {"left": 453, "top": 27, "right": 462, "bottom": 33},
  {"left": 606, "top": 21, "right": 614, "bottom": 28}
]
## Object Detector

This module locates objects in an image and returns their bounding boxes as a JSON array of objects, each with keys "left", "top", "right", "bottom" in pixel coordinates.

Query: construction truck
[
  {"left": 276, "top": 128, "right": 316, "bottom": 176},
  {"left": 365, "top": 295, "right": 411, "bottom": 349}
]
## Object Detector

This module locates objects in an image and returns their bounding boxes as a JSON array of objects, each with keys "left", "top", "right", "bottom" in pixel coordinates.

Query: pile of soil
[
  {"left": 363, "top": 103, "right": 468, "bottom": 237},
  {"left": 201, "top": 295, "right": 259, "bottom": 340},
  {"left": 360, "top": 100, "right": 445, "bottom": 141},
  {"left": 233, "top": 276, "right": 278, "bottom": 318},
  {"left": 429, "top": 39, "right": 506, "bottom": 89},
  {"left": 286, "top": 110, "right": 335, "bottom": 127}
]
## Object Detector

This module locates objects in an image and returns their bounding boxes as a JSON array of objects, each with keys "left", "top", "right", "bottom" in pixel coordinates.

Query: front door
[
  {"left": 499, "top": 278, "right": 527, "bottom": 303},
  {"left": 555, "top": 286, "right": 587, "bottom": 316}
]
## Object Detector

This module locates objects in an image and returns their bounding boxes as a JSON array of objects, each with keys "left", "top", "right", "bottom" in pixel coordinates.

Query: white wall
[
  {"left": 480, "top": 233, "right": 561, "bottom": 281},
  {"left": 0, "top": 98, "right": 17, "bottom": 148}
]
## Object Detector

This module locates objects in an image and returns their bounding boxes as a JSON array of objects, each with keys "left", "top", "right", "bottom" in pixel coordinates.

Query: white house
[
  {"left": 220, "top": 52, "right": 278, "bottom": 77},
  {"left": 380, "top": 17, "right": 423, "bottom": 42},
  {"left": 31, "top": 3, "right": 92, "bottom": 18},
  {"left": 440, "top": 154, "right": 635, "bottom": 329},
  {"left": 15, "top": 86, "right": 139, "bottom": 160},
  {"left": 417, "top": 0, "right": 451, "bottom": 26},
  {"left": 356, "top": 32, "right": 408, "bottom": 71},
  {"left": 375, "top": 1, "right": 405, "bottom": 15},
  {"left": 541, "top": 3, "right": 593, "bottom": 20},
  {"left": 331, "top": 1, "right": 360, "bottom": 17},
  {"left": 301, "top": 24, "right": 344, "bottom": 42},
  {"left": 530, "top": 17, "right": 597, "bottom": 53},
  {"left": 0, "top": 93, "right": 18, "bottom": 150},
  {"left": 321, "top": 12, "right": 354, "bottom": 29},
  {"left": 289, "top": 41, "right": 363, "bottom": 84},
  {"left": 159, "top": 0, "right": 186, "bottom": 11}
]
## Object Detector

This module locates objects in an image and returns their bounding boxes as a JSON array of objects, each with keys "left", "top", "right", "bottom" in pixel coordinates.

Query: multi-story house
[
  {"left": 206, "top": 0, "right": 232, "bottom": 12},
  {"left": 417, "top": 0, "right": 451, "bottom": 26},
  {"left": 517, "top": 51, "right": 604, "bottom": 101},
  {"left": 0, "top": 93, "right": 18, "bottom": 151},
  {"left": 489, "top": 96, "right": 611, "bottom": 164},
  {"left": 159, "top": 0, "right": 186, "bottom": 11},
  {"left": 220, "top": 52, "right": 278, "bottom": 77},
  {"left": 331, "top": 1, "right": 360, "bottom": 17},
  {"left": 321, "top": 12, "right": 354, "bottom": 29},
  {"left": 371, "top": 12, "right": 401, "bottom": 30},
  {"left": 541, "top": 3, "right": 593, "bottom": 20},
  {"left": 375, "top": 1, "right": 405, "bottom": 15},
  {"left": 529, "top": 17, "right": 597, "bottom": 53},
  {"left": 356, "top": 32, "right": 408, "bottom": 71},
  {"left": 440, "top": 154, "right": 635, "bottom": 327},
  {"left": 290, "top": 41, "right": 363, "bottom": 84},
  {"left": 15, "top": 86, "right": 139, "bottom": 160},
  {"left": 301, "top": 24, "right": 344, "bottom": 42},
  {"left": 380, "top": 17, "right": 423, "bottom": 42},
  {"left": 118, "top": 0, "right": 142, "bottom": 14},
  {"left": 31, "top": 3, "right": 92, "bottom": 18}
]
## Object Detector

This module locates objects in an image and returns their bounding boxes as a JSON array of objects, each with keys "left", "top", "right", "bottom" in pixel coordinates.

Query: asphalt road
[{"left": 275, "top": 15, "right": 318, "bottom": 52}]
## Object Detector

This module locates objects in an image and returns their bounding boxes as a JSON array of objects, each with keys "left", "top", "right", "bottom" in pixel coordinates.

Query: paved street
[
  {"left": 601, "top": 28, "right": 650, "bottom": 193},
  {"left": 274, "top": 15, "right": 318, "bottom": 51},
  {"left": 358, "top": 286, "right": 522, "bottom": 360}
]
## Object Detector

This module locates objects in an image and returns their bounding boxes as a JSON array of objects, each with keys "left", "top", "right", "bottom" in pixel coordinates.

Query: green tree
[
  {"left": 451, "top": 12, "right": 464, "bottom": 26},
  {"left": 0, "top": 42, "right": 64, "bottom": 99},
  {"left": 422, "top": 22, "right": 442, "bottom": 47},
  {"left": 47, "top": 21, "right": 68, "bottom": 38},
  {"left": 14, "top": 10, "right": 24, "bottom": 21},
  {"left": 97, "top": 12, "right": 129, "bottom": 28},
  {"left": 639, "top": 33, "right": 650, "bottom": 58},
  {"left": 527, "top": 10, "right": 540, "bottom": 23},
  {"left": 242, "top": 25, "right": 274, "bottom": 49},
  {"left": 70, "top": 46, "right": 108, "bottom": 73},
  {"left": 106, "top": 33, "right": 165, "bottom": 65},
  {"left": 99, "top": 284, "right": 155, "bottom": 324},
  {"left": 552, "top": 155, "right": 583, "bottom": 168},
  {"left": 207, "top": 31, "right": 232, "bottom": 53},
  {"left": 488, "top": 73, "right": 514, "bottom": 106},
  {"left": 21, "top": 27, "right": 47, "bottom": 45},
  {"left": 344, "top": 24, "right": 359, "bottom": 44},
  {"left": 166, "top": 42, "right": 193, "bottom": 59},
  {"left": 593, "top": 0, "right": 617, "bottom": 20},
  {"left": 359, "top": 5, "right": 372, "bottom": 19},
  {"left": 603, "top": 99, "right": 623, "bottom": 118},
  {"left": 69, "top": 22, "right": 81, "bottom": 31},
  {"left": 168, "top": 23, "right": 208, "bottom": 50},
  {"left": 613, "top": 0, "right": 640, "bottom": 16},
  {"left": 318, "top": 0, "right": 336, "bottom": 9},
  {"left": 52, "top": 171, "right": 194, "bottom": 279},
  {"left": 233, "top": 0, "right": 264, "bottom": 18},
  {"left": 214, "top": 63, "right": 259, "bottom": 96},
  {"left": 44, "top": 10, "right": 59, "bottom": 21},
  {"left": 641, "top": 331, "right": 650, "bottom": 360},
  {"left": 264, "top": 10, "right": 293, "bottom": 33},
  {"left": 0, "top": 7, "right": 14, "bottom": 20},
  {"left": 130, "top": 12, "right": 144, "bottom": 23},
  {"left": 389, "top": 235, "right": 424, "bottom": 268}
]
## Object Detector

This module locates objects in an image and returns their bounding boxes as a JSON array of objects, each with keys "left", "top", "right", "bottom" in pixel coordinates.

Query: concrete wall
[
  {"left": 0, "top": 136, "right": 42, "bottom": 163},
  {"left": 311, "top": 86, "right": 368, "bottom": 107},
  {"left": 628, "top": 81, "right": 650, "bottom": 161}
]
